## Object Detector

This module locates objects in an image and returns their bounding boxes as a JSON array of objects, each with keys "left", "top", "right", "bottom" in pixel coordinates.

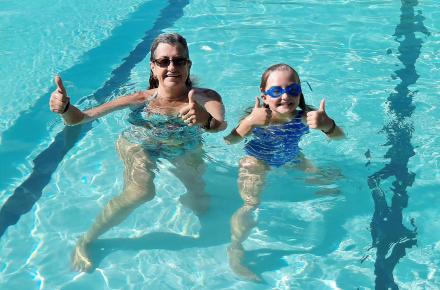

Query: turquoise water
[{"left": 1, "top": 0, "right": 439, "bottom": 289}]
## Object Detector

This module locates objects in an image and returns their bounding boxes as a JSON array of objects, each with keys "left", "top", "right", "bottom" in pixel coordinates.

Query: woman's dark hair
[
  {"left": 148, "top": 33, "right": 192, "bottom": 89},
  {"left": 260, "top": 63, "right": 313, "bottom": 112}
]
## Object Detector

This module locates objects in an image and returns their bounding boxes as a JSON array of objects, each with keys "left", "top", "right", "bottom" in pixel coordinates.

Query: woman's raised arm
[{"left": 49, "top": 76, "right": 146, "bottom": 126}]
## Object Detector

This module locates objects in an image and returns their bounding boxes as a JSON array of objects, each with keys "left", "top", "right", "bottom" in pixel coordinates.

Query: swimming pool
[{"left": 1, "top": 0, "right": 439, "bottom": 289}]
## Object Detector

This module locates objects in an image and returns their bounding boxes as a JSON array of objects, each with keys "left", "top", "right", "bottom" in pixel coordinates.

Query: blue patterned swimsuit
[
  {"left": 121, "top": 93, "right": 203, "bottom": 158},
  {"left": 244, "top": 110, "right": 309, "bottom": 166}
]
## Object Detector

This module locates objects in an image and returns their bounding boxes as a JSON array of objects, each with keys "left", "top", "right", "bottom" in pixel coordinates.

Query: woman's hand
[
  {"left": 244, "top": 97, "right": 272, "bottom": 127},
  {"left": 179, "top": 89, "right": 210, "bottom": 126},
  {"left": 49, "top": 76, "right": 70, "bottom": 114},
  {"left": 306, "top": 99, "right": 334, "bottom": 131}
]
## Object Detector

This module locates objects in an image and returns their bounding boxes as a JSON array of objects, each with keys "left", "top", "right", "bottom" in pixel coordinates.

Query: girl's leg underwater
[{"left": 228, "top": 156, "right": 267, "bottom": 282}]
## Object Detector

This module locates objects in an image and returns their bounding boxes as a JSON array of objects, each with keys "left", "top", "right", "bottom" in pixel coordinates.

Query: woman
[{"left": 49, "top": 33, "right": 226, "bottom": 272}]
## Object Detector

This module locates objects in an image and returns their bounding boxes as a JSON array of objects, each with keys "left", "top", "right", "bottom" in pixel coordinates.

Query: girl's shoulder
[
  {"left": 298, "top": 109, "right": 308, "bottom": 125},
  {"left": 295, "top": 109, "right": 306, "bottom": 117}
]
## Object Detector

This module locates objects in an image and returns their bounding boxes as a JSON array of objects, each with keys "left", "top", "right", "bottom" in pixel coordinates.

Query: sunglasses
[
  {"left": 263, "top": 83, "right": 302, "bottom": 98},
  {"left": 153, "top": 57, "right": 189, "bottom": 68}
]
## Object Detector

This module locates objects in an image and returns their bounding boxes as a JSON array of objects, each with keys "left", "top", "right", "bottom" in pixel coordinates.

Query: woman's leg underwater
[
  {"left": 72, "top": 137, "right": 157, "bottom": 272},
  {"left": 169, "top": 147, "right": 209, "bottom": 215}
]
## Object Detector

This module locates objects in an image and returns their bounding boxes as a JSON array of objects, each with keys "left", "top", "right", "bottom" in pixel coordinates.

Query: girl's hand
[
  {"left": 244, "top": 97, "right": 272, "bottom": 127},
  {"left": 225, "top": 97, "right": 270, "bottom": 143},
  {"left": 49, "top": 76, "right": 70, "bottom": 114},
  {"left": 306, "top": 99, "right": 334, "bottom": 132},
  {"left": 179, "top": 89, "right": 210, "bottom": 126}
]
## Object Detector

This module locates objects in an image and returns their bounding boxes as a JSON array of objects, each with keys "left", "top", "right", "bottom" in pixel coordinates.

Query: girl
[{"left": 224, "top": 63, "right": 344, "bottom": 281}]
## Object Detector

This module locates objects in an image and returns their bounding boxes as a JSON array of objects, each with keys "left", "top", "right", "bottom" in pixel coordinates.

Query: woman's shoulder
[
  {"left": 192, "top": 87, "right": 222, "bottom": 102},
  {"left": 115, "top": 90, "right": 156, "bottom": 111},
  {"left": 124, "top": 90, "right": 156, "bottom": 103},
  {"left": 134, "top": 89, "right": 157, "bottom": 101}
]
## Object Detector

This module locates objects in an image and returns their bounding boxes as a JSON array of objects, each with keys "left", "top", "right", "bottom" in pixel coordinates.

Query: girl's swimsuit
[
  {"left": 121, "top": 93, "right": 203, "bottom": 158},
  {"left": 244, "top": 110, "right": 309, "bottom": 167}
]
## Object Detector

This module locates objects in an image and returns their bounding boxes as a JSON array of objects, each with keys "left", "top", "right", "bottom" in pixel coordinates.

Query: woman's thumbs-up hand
[{"left": 49, "top": 76, "right": 70, "bottom": 114}]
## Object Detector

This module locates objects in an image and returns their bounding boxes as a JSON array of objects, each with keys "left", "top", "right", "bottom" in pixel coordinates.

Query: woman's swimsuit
[
  {"left": 121, "top": 93, "right": 203, "bottom": 158},
  {"left": 244, "top": 110, "right": 309, "bottom": 167}
]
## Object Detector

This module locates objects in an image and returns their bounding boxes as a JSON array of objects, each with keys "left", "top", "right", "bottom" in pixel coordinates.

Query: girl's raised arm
[
  {"left": 305, "top": 99, "right": 345, "bottom": 140},
  {"left": 224, "top": 97, "right": 271, "bottom": 144}
]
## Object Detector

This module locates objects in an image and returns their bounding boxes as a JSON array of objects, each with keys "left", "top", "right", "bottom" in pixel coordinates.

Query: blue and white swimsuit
[{"left": 244, "top": 110, "right": 309, "bottom": 166}]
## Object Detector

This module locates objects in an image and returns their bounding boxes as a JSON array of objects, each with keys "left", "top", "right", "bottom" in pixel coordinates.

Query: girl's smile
[{"left": 262, "top": 70, "right": 300, "bottom": 118}]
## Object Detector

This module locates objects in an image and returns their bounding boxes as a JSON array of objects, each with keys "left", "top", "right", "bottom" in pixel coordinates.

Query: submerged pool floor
[{"left": 1, "top": 0, "right": 439, "bottom": 289}]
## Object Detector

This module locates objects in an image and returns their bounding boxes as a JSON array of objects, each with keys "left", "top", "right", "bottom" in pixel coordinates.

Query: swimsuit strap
[
  {"left": 141, "top": 91, "right": 159, "bottom": 112},
  {"left": 146, "top": 91, "right": 159, "bottom": 104}
]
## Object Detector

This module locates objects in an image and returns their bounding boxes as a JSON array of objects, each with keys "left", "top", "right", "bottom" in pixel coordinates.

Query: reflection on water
[{"left": 366, "top": 1, "right": 430, "bottom": 289}]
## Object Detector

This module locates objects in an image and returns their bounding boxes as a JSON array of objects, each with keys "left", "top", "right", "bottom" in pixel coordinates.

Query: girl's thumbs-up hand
[
  {"left": 306, "top": 99, "right": 334, "bottom": 131},
  {"left": 245, "top": 96, "right": 272, "bottom": 127},
  {"left": 49, "top": 76, "right": 70, "bottom": 114}
]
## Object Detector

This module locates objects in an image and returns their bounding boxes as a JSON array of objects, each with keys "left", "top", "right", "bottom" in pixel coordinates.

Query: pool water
[{"left": 1, "top": 0, "right": 439, "bottom": 289}]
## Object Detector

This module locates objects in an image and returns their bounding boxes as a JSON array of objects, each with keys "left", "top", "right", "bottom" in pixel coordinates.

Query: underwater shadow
[
  {"left": 365, "top": 1, "right": 430, "bottom": 289},
  {"left": 74, "top": 165, "right": 341, "bottom": 280}
]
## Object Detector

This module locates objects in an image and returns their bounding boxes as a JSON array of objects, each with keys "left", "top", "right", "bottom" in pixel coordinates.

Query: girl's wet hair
[
  {"left": 260, "top": 63, "right": 312, "bottom": 112},
  {"left": 148, "top": 33, "right": 192, "bottom": 89}
]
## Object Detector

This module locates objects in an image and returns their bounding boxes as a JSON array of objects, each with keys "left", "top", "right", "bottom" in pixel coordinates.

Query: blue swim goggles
[{"left": 263, "top": 83, "right": 302, "bottom": 98}]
